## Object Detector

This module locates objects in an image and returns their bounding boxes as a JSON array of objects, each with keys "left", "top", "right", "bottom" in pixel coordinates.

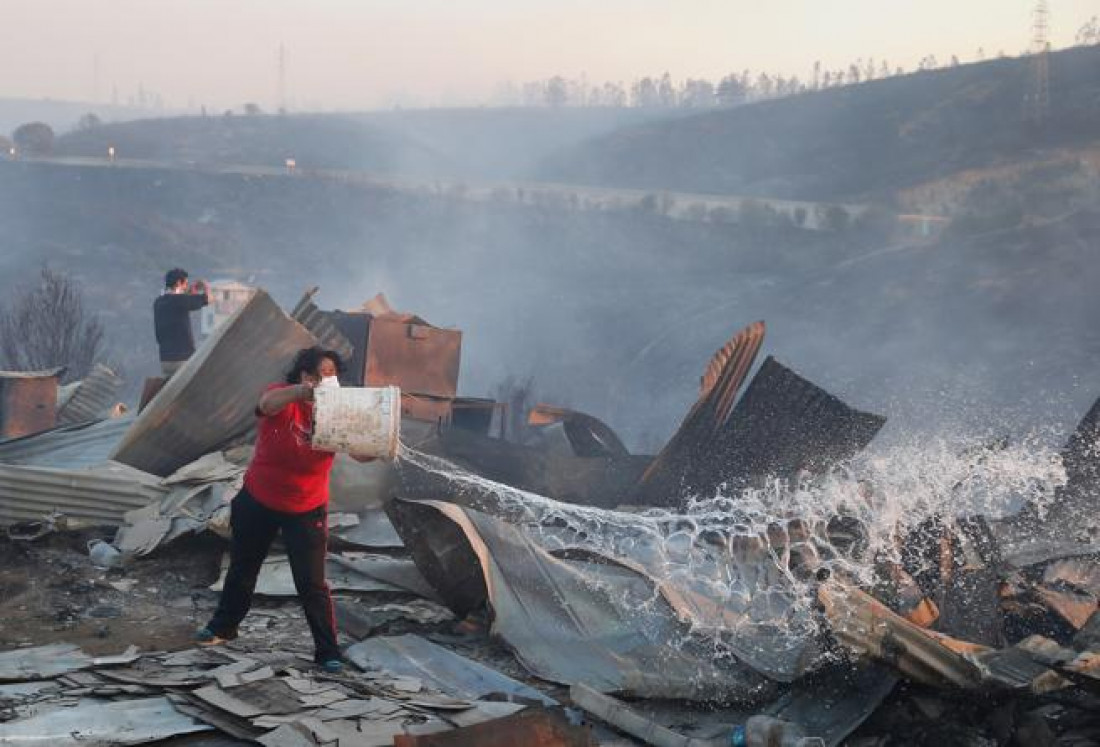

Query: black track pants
[{"left": 207, "top": 488, "right": 338, "bottom": 662}]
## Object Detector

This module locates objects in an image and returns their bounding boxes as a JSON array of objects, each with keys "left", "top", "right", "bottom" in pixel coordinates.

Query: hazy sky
[{"left": 1, "top": 0, "right": 1095, "bottom": 110}]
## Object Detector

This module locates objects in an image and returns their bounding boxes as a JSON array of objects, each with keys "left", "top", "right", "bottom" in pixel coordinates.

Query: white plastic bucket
[{"left": 312, "top": 386, "right": 401, "bottom": 460}]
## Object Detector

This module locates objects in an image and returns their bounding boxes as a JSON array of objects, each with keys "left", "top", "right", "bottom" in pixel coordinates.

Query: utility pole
[
  {"left": 1025, "top": 0, "right": 1051, "bottom": 128},
  {"left": 277, "top": 43, "right": 288, "bottom": 114}
]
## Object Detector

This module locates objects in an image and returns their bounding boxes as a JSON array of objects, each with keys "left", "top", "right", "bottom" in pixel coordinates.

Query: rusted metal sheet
[
  {"left": 365, "top": 316, "right": 461, "bottom": 399},
  {"left": 56, "top": 364, "right": 124, "bottom": 425},
  {"left": 110, "top": 290, "right": 317, "bottom": 477},
  {"left": 0, "top": 461, "right": 167, "bottom": 526},
  {"left": 289, "top": 287, "right": 355, "bottom": 364},
  {"left": 636, "top": 321, "right": 765, "bottom": 504},
  {"left": 393, "top": 708, "right": 596, "bottom": 747},
  {"left": 819, "top": 581, "right": 985, "bottom": 689},
  {"left": 0, "top": 369, "right": 61, "bottom": 440},
  {"left": 139, "top": 377, "right": 167, "bottom": 412}
]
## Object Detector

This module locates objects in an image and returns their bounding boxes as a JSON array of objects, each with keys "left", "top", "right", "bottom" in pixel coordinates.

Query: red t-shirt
[{"left": 244, "top": 384, "right": 335, "bottom": 513}]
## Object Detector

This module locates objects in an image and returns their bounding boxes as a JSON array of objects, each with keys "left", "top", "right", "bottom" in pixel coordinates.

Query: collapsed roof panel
[
  {"left": 55, "top": 364, "right": 124, "bottom": 426},
  {"left": 289, "top": 286, "right": 355, "bottom": 364},
  {"left": 0, "top": 461, "right": 167, "bottom": 526},
  {"left": 0, "top": 696, "right": 211, "bottom": 746},
  {"left": 637, "top": 321, "right": 765, "bottom": 505},
  {"left": 110, "top": 290, "right": 317, "bottom": 477},
  {"left": 708, "top": 356, "right": 886, "bottom": 490},
  {"left": 0, "top": 416, "right": 133, "bottom": 469},
  {"left": 388, "top": 498, "right": 778, "bottom": 703},
  {"left": 345, "top": 634, "right": 557, "bottom": 706}
]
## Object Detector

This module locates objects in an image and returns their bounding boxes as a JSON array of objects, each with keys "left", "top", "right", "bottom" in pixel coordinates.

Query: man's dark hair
[
  {"left": 285, "top": 346, "right": 344, "bottom": 384},
  {"left": 164, "top": 268, "right": 189, "bottom": 289}
]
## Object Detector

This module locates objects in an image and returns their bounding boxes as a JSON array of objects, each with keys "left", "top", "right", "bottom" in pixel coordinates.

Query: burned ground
[{"left": 0, "top": 528, "right": 223, "bottom": 655}]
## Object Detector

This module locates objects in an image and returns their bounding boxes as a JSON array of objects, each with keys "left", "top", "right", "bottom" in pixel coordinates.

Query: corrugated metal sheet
[
  {"left": 56, "top": 364, "right": 124, "bottom": 425},
  {"left": 111, "top": 289, "right": 317, "bottom": 477},
  {"left": 0, "top": 415, "right": 133, "bottom": 468},
  {"left": 388, "top": 498, "right": 776, "bottom": 700},
  {"left": 707, "top": 356, "right": 886, "bottom": 490},
  {"left": 636, "top": 321, "right": 765, "bottom": 505},
  {"left": 0, "top": 460, "right": 167, "bottom": 526},
  {"left": 290, "top": 287, "right": 355, "bottom": 363}
]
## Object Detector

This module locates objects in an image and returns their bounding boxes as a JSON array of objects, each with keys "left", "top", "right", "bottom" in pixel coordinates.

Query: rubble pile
[{"left": 1, "top": 290, "right": 1100, "bottom": 745}]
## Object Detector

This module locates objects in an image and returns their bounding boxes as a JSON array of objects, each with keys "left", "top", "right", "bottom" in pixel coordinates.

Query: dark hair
[
  {"left": 164, "top": 268, "right": 189, "bottom": 289},
  {"left": 285, "top": 346, "right": 344, "bottom": 384}
]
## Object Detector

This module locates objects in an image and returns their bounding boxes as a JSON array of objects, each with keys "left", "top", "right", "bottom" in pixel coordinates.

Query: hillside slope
[
  {"left": 53, "top": 115, "right": 441, "bottom": 174},
  {"left": 538, "top": 45, "right": 1100, "bottom": 202},
  {"left": 1, "top": 160, "right": 1097, "bottom": 448},
  {"left": 53, "top": 108, "right": 674, "bottom": 181}
]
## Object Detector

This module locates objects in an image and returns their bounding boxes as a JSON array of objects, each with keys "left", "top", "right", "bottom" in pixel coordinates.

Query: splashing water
[{"left": 396, "top": 433, "right": 1066, "bottom": 679}]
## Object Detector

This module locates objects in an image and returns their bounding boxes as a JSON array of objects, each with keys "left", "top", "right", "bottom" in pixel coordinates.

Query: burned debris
[{"left": 1, "top": 286, "right": 1100, "bottom": 746}]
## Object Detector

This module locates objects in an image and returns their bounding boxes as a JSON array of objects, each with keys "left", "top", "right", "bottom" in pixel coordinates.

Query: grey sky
[{"left": 0, "top": 1, "right": 1094, "bottom": 110}]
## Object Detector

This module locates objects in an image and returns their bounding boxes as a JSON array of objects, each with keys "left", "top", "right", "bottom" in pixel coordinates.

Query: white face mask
[{"left": 318, "top": 375, "right": 341, "bottom": 390}]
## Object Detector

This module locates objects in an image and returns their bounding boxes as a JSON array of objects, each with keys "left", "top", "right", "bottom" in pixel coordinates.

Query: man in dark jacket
[{"left": 154, "top": 268, "right": 209, "bottom": 376}]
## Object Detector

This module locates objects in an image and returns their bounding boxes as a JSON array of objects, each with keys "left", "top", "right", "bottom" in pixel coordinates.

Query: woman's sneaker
[
  {"left": 194, "top": 626, "right": 237, "bottom": 646},
  {"left": 320, "top": 659, "right": 344, "bottom": 674}
]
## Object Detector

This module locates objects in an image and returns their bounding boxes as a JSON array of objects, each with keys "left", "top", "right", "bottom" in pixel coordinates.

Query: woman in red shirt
[{"left": 197, "top": 346, "right": 368, "bottom": 673}]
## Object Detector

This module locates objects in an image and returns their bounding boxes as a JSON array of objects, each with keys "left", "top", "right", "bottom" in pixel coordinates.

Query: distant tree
[
  {"left": 0, "top": 135, "right": 11, "bottom": 155},
  {"left": 657, "top": 72, "right": 676, "bottom": 107},
  {"left": 716, "top": 74, "right": 747, "bottom": 106},
  {"left": 601, "top": 81, "right": 627, "bottom": 108},
  {"left": 680, "top": 79, "right": 715, "bottom": 108},
  {"left": 0, "top": 266, "right": 105, "bottom": 383},
  {"left": 544, "top": 76, "right": 568, "bottom": 107},
  {"left": 631, "top": 77, "right": 660, "bottom": 108},
  {"left": 243, "top": 102, "right": 263, "bottom": 116},
  {"left": 820, "top": 205, "right": 851, "bottom": 232},
  {"left": 755, "top": 72, "right": 774, "bottom": 98},
  {"left": 1077, "top": 17, "right": 1100, "bottom": 46},
  {"left": 11, "top": 122, "right": 54, "bottom": 156},
  {"left": 76, "top": 112, "right": 103, "bottom": 131},
  {"left": 571, "top": 77, "right": 593, "bottom": 106},
  {"left": 739, "top": 199, "right": 782, "bottom": 231}
]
